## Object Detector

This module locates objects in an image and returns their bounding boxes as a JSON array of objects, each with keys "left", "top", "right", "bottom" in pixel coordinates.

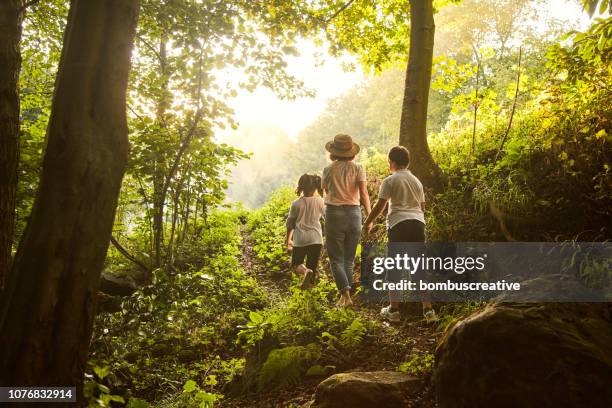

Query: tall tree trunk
[
  {"left": 0, "top": 0, "right": 23, "bottom": 292},
  {"left": 399, "top": 0, "right": 444, "bottom": 192},
  {"left": 0, "top": 0, "right": 139, "bottom": 401}
]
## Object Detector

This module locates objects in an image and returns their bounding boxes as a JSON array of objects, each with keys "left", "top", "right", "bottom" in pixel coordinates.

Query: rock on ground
[
  {"left": 99, "top": 272, "right": 137, "bottom": 296},
  {"left": 311, "top": 371, "right": 422, "bottom": 408},
  {"left": 434, "top": 303, "right": 612, "bottom": 408}
]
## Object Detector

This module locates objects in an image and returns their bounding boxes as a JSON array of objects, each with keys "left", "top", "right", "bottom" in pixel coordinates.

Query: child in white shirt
[{"left": 286, "top": 174, "right": 325, "bottom": 289}]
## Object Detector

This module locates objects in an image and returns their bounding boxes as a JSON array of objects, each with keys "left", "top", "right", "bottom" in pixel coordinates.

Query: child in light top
[
  {"left": 363, "top": 146, "right": 438, "bottom": 323},
  {"left": 286, "top": 174, "right": 325, "bottom": 289}
]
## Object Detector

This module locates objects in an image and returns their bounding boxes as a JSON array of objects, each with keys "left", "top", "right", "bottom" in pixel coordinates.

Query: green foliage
[
  {"left": 14, "top": 1, "right": 68, "bottom": 243},
  {"left": 257, "top": 344, "right": 321, "bottom": 391},
  {"left": 339, "top": 318, "right": 367, "bottom": 348},
  {"left": 84, "top": 363, "right": 126, "bottom": 407},
  {"left": 424, "top": 16, "right": 612, "bottom": 241},
  {"left": 581, "top": 0, "right": 610, "bottom": 16},
  {"left": 320, "top": 314, "right": 367, "bottom": 354},
  {"left": 179, "top": 378, "right": 222, "bottom": 408},
  {"left": 305, "top": 364, "right": 335, "bottom": 377},
  {"left": 398, "top": 353, "right": 435, "bottom": 376},
  {"left": 90, "top": 211, "right": 265, "bottom": 402},
  {"left": 247, "top": 187, "right": 295, "bottom": 273},
  {"left": 237, "top": 311, "right": 273, "bottom": 347}
]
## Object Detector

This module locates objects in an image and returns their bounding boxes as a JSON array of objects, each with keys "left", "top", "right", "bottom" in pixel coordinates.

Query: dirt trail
[{"left": 224, "top": 230, "right": 440, "bottom": 407}]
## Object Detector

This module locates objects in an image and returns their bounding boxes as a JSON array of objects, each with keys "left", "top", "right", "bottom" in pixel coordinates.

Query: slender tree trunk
[
  {"left": 153, "top": 37, "right": 169, "bottom": 268},
  {"left": 135, "top": 172, "right": 154, "bottom": 267},
  {"left": 494, "top": 47, "right": 522, "bottom": 165},
  {"left": 153, "top": 170, "right": 165, "bottom": 267},
  {"left": 180, "top": 175, "right": 192, "bottom": 244},
  {"left": 167, "top": 190, "right": 179, "bottom": 267},
  {"left": 399, "top": 0, "right": 444, "bottom": 192},
  {"left": 192, "top": 195, "right": 198, "bottom": 237},
  {"left": 0, "top": 0, "right": 23, "bottom": 292},
  {"left": 471, "top": 60, "right": 480, "bottom": 155},
  {"left": 0, "top": 0, "right": 139, "bottom": 401}
]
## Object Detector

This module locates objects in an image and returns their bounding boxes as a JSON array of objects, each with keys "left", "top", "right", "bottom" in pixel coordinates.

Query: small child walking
[{"left": 286, "top": 174, "right": 325, "bottom": 289}]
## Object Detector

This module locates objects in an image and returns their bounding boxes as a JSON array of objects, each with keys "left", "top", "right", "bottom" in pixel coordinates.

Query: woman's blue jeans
[{"left": 325, "top": 205, "right": 362, "bottom": 292}]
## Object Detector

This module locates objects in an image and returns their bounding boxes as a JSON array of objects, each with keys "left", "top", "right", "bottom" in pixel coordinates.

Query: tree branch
[
  {"left": 325, "top": 0, "right": 356, "bottom": 25},
  {"left": 136, "top": 34, "right": 163, "bottom": 62},
  {"left": 494, "top": 47, "right": 522, "bottom": 165},
  {"left": 110, "top": 236, "right": 151, "bottom": 274},
  {"left": 18, "top": 0, "right": 41, "bottom": 15}
]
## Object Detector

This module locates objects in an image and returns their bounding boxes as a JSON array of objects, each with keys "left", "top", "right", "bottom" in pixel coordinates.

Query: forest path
[{"left": 223, "top": 228, "right": 440, "bottom": 407}]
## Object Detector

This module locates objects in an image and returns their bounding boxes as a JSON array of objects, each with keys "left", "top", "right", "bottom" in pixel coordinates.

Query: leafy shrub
[
  {"left": 398, "top": 353, "right": 435, "bottom": 376},
  {"left": 247, "top": 187, "right": 295, "bottom": 274},
  {"left": 90, "top": 210, "right": 267, "bottom": 403}
]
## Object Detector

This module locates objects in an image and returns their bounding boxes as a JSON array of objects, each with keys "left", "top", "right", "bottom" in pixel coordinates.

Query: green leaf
[
  {"left": 93, "top": 365, "right": 110, "bottom": 380},
  {"left": 249, "top": 311, "right": 264, "bottom": 324},
  {"left": 98, "top": 384, "right": 110, "bottom": 394},
  {"left": 109, "top": 395, "right": 125, "bottom": 403},
  {"left": 183, "top": 380, "right": 198, "bottom": 393},
  {"left": 126, "top": 398, "right": 151, "bottom": 408}
]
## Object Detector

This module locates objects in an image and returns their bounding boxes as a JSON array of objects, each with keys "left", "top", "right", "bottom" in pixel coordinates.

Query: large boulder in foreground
[
  {"left": 312, "top": 371, "right": 422, "bottom": 408},
  {"left": 434, "top": 303, "right": 612, "bottom": 408}
]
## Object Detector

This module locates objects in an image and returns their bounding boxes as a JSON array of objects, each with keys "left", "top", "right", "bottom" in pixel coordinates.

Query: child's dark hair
[
  {"left": 296, "top": 174, "right": 323, "bottom": 196},
  {"left": 388, "top": 146, "right": 410, "bottom": 168}
]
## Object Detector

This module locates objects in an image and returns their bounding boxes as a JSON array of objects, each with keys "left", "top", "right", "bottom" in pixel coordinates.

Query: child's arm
[
  {"left": 286, "top": 228, "right": 294, "bottom": 253},
  {"left": 286, "top": 201, "right": 297, "bottom": 253},
  {"left": 363, "top": 198, "right": 388, "bottom": 234}
]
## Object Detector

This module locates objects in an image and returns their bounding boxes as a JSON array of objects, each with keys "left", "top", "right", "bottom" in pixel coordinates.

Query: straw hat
[{"left": 325, "top": 134, "right": 360, "bottom": 157}]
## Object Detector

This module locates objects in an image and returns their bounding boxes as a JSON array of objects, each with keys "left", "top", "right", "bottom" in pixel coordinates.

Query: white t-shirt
[
  {"left": 322, "top": 161, "right": 366, "bottom": 206},
  {"left": 286, "top": 196, "right": 325, "bottom": 246},
  {"left": 378, "top": 169, "right": 425, "bottom": 229}
]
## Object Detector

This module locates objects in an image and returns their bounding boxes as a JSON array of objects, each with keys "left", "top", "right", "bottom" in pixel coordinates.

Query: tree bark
[
  {"left": 0, "top": 0, "right": 23, "bottom": 292},
  {"left": 399, "top": 0, "right": 444, "bottom": 192},
  {"left": 0, "top": 0, "right": 139, "bottom": 401}
]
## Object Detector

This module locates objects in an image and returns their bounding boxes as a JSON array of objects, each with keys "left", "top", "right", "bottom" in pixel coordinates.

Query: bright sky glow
[
  {"left": 217, "top": 41, "right": 363, "bottom": 141},
  {"left": 218, "top": 0, "right": 592, "bottom": 143}
]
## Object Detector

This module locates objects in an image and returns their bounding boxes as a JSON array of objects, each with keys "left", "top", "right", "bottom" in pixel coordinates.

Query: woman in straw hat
[{"left": 322, "top": 134, "right": 371, "bottom": 307}]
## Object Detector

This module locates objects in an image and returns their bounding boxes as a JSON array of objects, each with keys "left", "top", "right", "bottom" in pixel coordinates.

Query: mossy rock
[{"left": 312, "top": 371, "right": 422, "bottom": 408}]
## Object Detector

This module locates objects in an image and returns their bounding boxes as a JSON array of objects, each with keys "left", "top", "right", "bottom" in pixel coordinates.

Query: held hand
[{"left": 363, "top": 222, "right": 373, "bottom": 236}]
